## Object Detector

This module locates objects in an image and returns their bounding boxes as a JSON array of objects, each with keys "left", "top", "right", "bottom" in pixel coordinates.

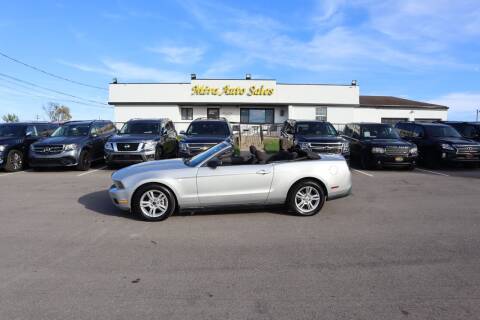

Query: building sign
[{"left": 191, "top": 85, "right": 274, "bottom": 96}]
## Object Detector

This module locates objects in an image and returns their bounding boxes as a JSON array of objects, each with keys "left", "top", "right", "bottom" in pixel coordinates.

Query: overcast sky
[{"left": 0, "top": 0, "right": 479, "bottom": 121}]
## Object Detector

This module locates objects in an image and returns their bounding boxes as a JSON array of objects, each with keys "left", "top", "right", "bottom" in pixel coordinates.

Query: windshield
[
  {"left": 296, "top": 122, "right": 338, "bottom": 136},
  {"left": 186, "top": 122, "right": 229, "bottom": 136},
  {"left": 425, "top": 125, "right": 462, "bottom": 138},
  {"left": 185, "top": 142, "right": 231, "bottom": 167},
  {"left": 361, "top": 125, "right": 399, "bottom": 139},
  {"left": 52, "top": 124, "right": 90, "bottom": 137},
  {"left": 0, "top": 124, "right": 26, "bottom": 137},
  {"left": 120, "top": 122, "right": 159, "bottom": 135}
]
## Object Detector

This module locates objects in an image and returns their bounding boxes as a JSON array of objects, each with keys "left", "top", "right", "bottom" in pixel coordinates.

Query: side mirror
[
  {"left": 207, "top": 157, "right": 221, "bottom": 169},
  {"left": 180, "top": 130, "right": 186, "bottom": 135}
]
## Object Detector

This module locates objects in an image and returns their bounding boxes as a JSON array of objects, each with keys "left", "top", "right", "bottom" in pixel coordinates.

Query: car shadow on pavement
[
  {"left": 78, "top": 190, "right": 140, "bottom": 220},
  {"left": 78, "top": 190, "right": 291, "bottom": 220}
]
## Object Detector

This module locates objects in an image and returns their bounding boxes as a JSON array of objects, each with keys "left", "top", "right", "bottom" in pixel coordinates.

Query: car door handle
[{"left": 256, "top": 170, "right": 271, "bottom": 175}]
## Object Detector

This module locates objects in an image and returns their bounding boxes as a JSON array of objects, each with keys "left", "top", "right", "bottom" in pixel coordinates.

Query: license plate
[
  {"left": 465, "top": 154, "right": 473, "bottom": 158},
  {"left": 395, "top": 156, "right": 404, "bottom": 162}
]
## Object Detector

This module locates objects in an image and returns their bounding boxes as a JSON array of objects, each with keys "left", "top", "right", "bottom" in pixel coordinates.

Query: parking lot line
[
  {"left": 77, "top": 166, "right": 107, "bottom": 177},
  {"left": 415, "top": 168, "right": 450, "bottom": 177},
  {"left": 0, "top": 171, "right": 23, "bottom": 177},
  {"left": 351, "top": 169, "right": 374, "bottom": 177}
]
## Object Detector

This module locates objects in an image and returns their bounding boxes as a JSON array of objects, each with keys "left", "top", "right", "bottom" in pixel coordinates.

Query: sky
[{"left": 0, "top": 0, "right": 479, "bottom": 121}]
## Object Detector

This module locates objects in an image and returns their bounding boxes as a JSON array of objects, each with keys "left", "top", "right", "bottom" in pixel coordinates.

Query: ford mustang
[{"left": 109, "top": 141, "right": 351, "bottom": 221}]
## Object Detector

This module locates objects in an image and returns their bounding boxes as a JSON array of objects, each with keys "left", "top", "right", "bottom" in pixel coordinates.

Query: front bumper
[
  {"left": 29, "top": 150, "right": 79, "bottom": 167},
  {"left": 105, "top": 149, "right": 155, "bottom": 164},
  {"left": 368, "top": 153, "right": 417, "bottom": 167},
  {"left": 440, "top": 151, "right": 480, "bottom": 163},
  {"left": 109, "top": 185, "right": 131, "bottom": 211}
]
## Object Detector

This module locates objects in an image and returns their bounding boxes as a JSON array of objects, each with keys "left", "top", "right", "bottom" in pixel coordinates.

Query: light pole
[{"left": 477, "top": 109, "right": 479, "bottom": 122}]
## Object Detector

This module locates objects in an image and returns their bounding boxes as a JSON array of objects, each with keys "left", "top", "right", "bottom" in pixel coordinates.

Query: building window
[
  {"left": 381, "top": 118, "right": 408, "bottom": 125},
  {"left": 415, "top": 118, "right": 441, "bottom": 123},
  {"left": 207, "top": 108, "right": 220, "bottom": 119},
  {"left": 181, "top": 108, "right": 193, "bottom": 120},
  {"left": 240, "top": 108, "right": 274, "bottom": 124},
  {"left": 315, "top": 107, "right": 327, "bottom": 121}
]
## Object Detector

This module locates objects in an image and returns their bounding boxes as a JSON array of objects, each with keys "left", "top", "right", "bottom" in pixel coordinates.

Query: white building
[{"left": 108, "top": 77, "right": 448, "bottom": 131}]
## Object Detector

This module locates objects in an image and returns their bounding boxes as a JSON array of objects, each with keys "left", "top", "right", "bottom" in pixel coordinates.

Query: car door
[
  {"left": 196, "top": 151, "right": 274, "bottom": 206},
  {"left": 89, "top": 123, "right": 105, "bottom": 160},
  {"left": 24, "top": 125, "right": 40, "bottom": 154}
]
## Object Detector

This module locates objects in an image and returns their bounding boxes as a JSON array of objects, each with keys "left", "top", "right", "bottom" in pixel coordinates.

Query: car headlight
[
  {"left": 371, "top": 147, "right": 385, "bottom": 154},
  {"left": 409, "top": 146, "right": 418, "bottom": 155},
  {"left": 179, "top": 142, "right": 188, "bottom": 151},
  {"left": 299, "top": 142, "right": 311, "bottom": 150},
  {"left": 112, "top": 180, "right": 125, "bottom": 189},
  {"left": 0, "top": 145, "right": 6, "bottom": 152},
  {"left": 342, "top": 142, "right": 350, "bottom": 153},
  {"left": 64, "top": 144, "right": 77, "bottom": 151},
  {"left": 105, "top": 142, "right": 114, "bottom": 151},
  {"left": 441, "top": 143, "right": 454, "bottom": 151},
  {"left": 142, "top": 141, "right": 156, "bottom": 151}
]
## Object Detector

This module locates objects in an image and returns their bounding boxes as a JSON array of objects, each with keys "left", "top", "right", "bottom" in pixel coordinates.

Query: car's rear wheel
[
  {"left": 132, "top": 184, "right": 176, "bottom": 221},
  {"left": 288, "top": 180, "right": 325, "bottom": 216},
  {"left": 5, "top": 149, "right": 24, "bottom": 172},
  {"left": 76, "top": 149, "right": 91, "bottom": 171}
]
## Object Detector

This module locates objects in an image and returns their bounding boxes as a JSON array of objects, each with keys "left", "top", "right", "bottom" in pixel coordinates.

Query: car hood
[
  {"left": 112, "top": 158, "right": 187, "bottom": 181},
  {"left": 108, "top": 134, "right": 159, "bottom": 143},
  {"left": 296, "top": 135, "right": 345, "bottom": 143},
  {"left": 181, "top": 135, "right": 228, "bottom": 143},
  {"left": 0, "top": 137, "right": 24, "bottom": 146},
  {"left": 363, "top": 139, "right": 412, "bottom": 147},
  {"left": 431, "top": 137, "right": 478, "bottom": 145},
  {"left": 34, "top": 136, "right": 88, "bottom": 146}
]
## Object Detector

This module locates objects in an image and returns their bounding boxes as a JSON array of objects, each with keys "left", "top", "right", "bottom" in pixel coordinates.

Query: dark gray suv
[
  {"left": 104, "top": 118, "right": 178, "bottom": 167},
  {"left": 29, "top": 120, "right": 116, "bottom": 171}
]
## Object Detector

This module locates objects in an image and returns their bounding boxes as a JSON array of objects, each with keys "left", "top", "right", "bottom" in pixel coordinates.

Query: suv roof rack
[{"left": 193, "top": 117, "right": 228, "bottom": 121}]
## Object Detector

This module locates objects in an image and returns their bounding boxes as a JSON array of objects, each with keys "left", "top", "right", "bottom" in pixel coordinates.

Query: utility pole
[{"left": 476, "top": 109, "right": 479, "bottom": 122}]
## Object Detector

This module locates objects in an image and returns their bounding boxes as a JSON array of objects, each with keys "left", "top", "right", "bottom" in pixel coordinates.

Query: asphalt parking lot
[{"left": 1, "top": 164, "right": 480, "bottom": 320}]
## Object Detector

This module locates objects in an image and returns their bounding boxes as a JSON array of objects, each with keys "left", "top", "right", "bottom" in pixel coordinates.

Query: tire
[
  {"left": 76, "top": 149, "right": 91, "bottom": 171},
  {"left": 132, "top": 183, "right": 176, "bottom": 221},
  {"left": 288, "top": 180, "right": 325, "bottom": 216},
  {"left": 4, "top": 149, "right": 24, "bottom": 172},
  {"left": 360, "top": 152, "right": 372, "bottom": 170},
  {"left": 154, "top": 147, "right": 163, "bottom": 160}
]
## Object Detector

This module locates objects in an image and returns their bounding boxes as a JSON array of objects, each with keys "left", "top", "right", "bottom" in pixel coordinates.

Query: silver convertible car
[{"left": 109, "top": 141, "right": 351, "bottom": 221}]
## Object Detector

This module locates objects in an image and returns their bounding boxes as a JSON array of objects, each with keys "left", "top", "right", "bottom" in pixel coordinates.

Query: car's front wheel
[
  {"left": 288, "top": 180, "right": 325, "bottom": 216},
  {"left": 5, "top": 149, "right": 24, "bottom": 172},
  {"left": 76, "top": 149, "right": 91, "bottom": 171},
  {"left": 132, "top": 183, "right": 176, "bottom": 221}
]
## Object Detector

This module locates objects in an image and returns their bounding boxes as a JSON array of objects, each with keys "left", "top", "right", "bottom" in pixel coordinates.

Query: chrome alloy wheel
[
  {"left": 294, "top": 186, "right": 320, "bottom": 214},
  {"left": 9, "top": 151, "right": 23, "bottom": 171},
  {"left": 139, "top": 190, "right": 169, "bottom": 218}
]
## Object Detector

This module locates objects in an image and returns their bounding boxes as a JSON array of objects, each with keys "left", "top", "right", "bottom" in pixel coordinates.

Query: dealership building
[{"left": 108, "top": 76, "right": 448, "bottom": 131}]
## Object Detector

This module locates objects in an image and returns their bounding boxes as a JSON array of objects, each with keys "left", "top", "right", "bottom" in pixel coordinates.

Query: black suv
[
  {"left": 438, "top": 121, "right": 480, "bottom": 142},
  {"left": 178, "top": 118, "right": 233, "bottom": 157},
  {"left": 0, "top": 122, "right": 58, "bottom": 172},
  {"left": 29, "top": 120, "right": 116, "bottom": 171},
  {"left": 395, "top": 121, "right": 480, "bottom": 167},
  {"left": 105, "top": 118, "right": 178, "bottom": 166},
  {"left": 342, "top": 123, "right": 418, "bottom": 169},
  {"left": 280, "top": 120, "right": 350, "bottom": 160}
]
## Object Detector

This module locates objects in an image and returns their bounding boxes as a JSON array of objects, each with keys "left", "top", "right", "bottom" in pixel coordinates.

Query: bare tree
[
  {"left": 43, "top": 103, "right": 72, "bottom": 122},
  {"left": 2, "top": 113, "right": 19, "bottom": 123}
]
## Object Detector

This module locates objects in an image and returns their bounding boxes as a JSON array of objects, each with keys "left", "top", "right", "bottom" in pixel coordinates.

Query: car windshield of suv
[
  {"left": 361, "top": 125, "right": 399, "bottom": 139},
  {"left": 52, "top": 124, "right": 90, "bottom": 137},
  {"left": 425, "top": 125, "right": 462, "bottom": 138},
  {"left": 295, "top": 122, "right": 338, "bottom": 136},
  {"left": 186, "top": 122, "right": 229, "bottom": 136},
  {"left": 0, "top": 124, "right": 26, "bottom": 137},
  {"left": 119, "top": 122, "right": 159, "bottom": 135},
  {"left": 185, "top": 142, "right": 230, "bottom": 167}
]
